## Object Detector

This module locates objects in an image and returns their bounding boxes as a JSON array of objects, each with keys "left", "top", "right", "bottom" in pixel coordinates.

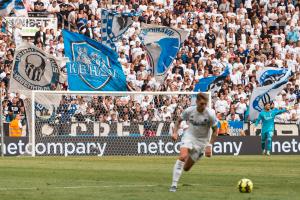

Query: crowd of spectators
[
  {"left": 46, "top": 94, "right": 193, "bottom": 124},
  {"left": 1, "top": 0, "right": 300, "bottom": 128}
]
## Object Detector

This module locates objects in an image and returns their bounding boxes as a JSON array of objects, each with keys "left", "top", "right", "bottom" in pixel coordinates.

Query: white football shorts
[{"left": 180, "top": 135, "right": 206, "bottom": 162}]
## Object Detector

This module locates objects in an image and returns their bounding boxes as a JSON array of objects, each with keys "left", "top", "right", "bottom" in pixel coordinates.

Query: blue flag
[
  {"left": 140, "top": 24, "right": 188, "bottom": 83},
  {"left": 194, "top": 67, "right": 230, "bottom": 93},
  {"left": 0, "top": 0, "right": 14, "bottom": 16},
  {"left": 62, "top": 30, "right": 127, "bottom": 91},
  {"left": 101, "top": 9, "right": 140, "bottom": 50},
  {"left": 256, "top": 67, "right": 288, "bottom": 86}
]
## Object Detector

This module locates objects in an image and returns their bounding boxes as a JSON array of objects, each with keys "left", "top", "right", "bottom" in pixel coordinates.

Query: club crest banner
[
  {"left": 63, "top": 30, "right": 127, "bottom": 91},
  {"left": 9, "top": 43, "right": 60, "bottom": 91}
]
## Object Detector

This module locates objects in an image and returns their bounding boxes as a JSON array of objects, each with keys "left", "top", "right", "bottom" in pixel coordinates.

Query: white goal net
[{"left": 26, "top": 91, "right": 211, "bottom": 156}]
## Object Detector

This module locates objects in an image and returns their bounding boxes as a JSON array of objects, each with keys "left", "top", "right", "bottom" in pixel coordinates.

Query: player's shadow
[{"left": 182, "top": 183, "right": 194, "bottom": 187}]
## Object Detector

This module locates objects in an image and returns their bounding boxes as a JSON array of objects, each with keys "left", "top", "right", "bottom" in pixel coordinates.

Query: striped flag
[{"left": 101, "top": 9, "right": 139, "bottom": 50}]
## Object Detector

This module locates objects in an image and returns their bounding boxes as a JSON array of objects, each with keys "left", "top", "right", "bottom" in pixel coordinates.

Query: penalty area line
[
  {"left": 0, "top": 183, "right": 204, "bottom": 191},
  {"left": 0, "top": 184, "right": 160, "bottom": 191}
]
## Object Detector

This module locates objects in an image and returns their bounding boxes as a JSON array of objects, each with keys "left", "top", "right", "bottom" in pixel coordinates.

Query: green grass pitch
[{"left": 0, "top": 156, "right": 299, "bottom": 200}]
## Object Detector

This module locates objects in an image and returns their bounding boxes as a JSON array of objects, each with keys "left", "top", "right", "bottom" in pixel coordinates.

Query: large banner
[
  {"left": 4, "top": 121, "right": 299, "bottom": 138},
  {"left": 35, "top": 121, "right": 300, "bottom": 137},
  {"left": 35, "top": 121, "right": 172, "bottom": 137},
  {"left": 141, "top": 24, "right": 188, "bottom": 82},
  {"left": 63, "top": 30, "right": 127, "bottom": 91},
  {"left": 5, "top": 17, "right": 57, "bottom": 36},
  {"left": 1, "top": 136, "right": 300, "bottom": 156},
  {"left": 9, "top": 43, "right": 61, "bottom": 91}
]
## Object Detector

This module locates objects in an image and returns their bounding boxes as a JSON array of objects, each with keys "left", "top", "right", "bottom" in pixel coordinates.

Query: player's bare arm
[
  {"left": 172, "top": 116, "right": 183, "bottom": 141},
  {"left": 205, "top": 125, "right": 218, "bottom": 157}
]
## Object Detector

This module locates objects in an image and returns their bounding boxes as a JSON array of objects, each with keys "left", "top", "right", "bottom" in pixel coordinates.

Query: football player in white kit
[{"left": 169, "top": 93, "right": 219, "bottom": 192}]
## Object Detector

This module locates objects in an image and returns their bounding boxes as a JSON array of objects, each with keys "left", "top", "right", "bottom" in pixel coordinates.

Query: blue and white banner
[
  {"left": 14, "top": 0, "right": 27, "bottom": 16},
  {"left": 101, "top": 9, "right": 139, "bottom": 50},
  {"left": 9, "top": 43, "right": 61, "bottom": 91},
  {"left": 194, "top": 67, "right": 230, "bottom": 93},
  {"left": 141, "top": 24, "right": 188, "bottom": 83},
  {"left": 256, "top": 67, "right": 288, "bottom": 86},
  {"left": 249, "top": 68, "right": 292, "bottom": 121},
  {"left": 63, "top": 30, "right": 127, "bottom": 91},
  {"left": 0, "top": 0, "right": 14, "bottom": 16}
]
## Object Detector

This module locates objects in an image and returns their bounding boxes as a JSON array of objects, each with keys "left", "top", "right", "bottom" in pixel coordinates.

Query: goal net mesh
[{"left": 27, "top": 91, "right": 211, "bottom": 156}]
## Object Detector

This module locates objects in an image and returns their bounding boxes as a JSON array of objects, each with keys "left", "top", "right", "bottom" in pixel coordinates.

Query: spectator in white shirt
[
  {"left": 118, "top": 52, "right": 128, "bottom": 67},
  {"left": 13, "top": 23, "right": 23, "bottom": 47},
  {"left": 214, "top": 94, "right": 230, "bottom": 114},
  {"left": 230, "top": 68, "right": 241, "bottom": 85},
  {"left": 48, "top": 0, "right": 60, "bottom": 18},
  {"left": 235, "top": 97, "right": 247, "bottom": 120}
]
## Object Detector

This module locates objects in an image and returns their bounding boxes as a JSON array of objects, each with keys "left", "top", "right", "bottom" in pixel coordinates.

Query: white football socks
[{"left": 171, "top": 159, "right": 184, "bottom": 187}]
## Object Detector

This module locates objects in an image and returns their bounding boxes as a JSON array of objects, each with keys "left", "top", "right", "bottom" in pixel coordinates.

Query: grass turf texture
[{"left": 0, "top": 156, "right": 299, "bottom": 200}]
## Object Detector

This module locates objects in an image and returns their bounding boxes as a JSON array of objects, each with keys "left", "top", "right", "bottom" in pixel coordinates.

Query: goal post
[{"left": 26, "top": 91, "right": 211, "bottom": 157}]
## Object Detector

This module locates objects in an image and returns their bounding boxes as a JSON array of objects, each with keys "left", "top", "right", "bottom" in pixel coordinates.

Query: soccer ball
[{"left": 238, "top": 178, "right": 253, "bottom": 193}]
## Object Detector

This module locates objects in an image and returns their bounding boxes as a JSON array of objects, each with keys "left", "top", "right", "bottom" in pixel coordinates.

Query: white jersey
[{"left": 181, "top": 106, "right": 218, "bottom": 144}]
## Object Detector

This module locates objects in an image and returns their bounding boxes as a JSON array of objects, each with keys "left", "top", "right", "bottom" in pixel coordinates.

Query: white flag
[
  {"left": 9, "top": 43, "right": 63, "bottom": 92},
  {"left": 249, "top": 68, "right": 292, "bottom": 121},
  {"left": 141, "top": 24, "right": 188, "bottom": 83}
]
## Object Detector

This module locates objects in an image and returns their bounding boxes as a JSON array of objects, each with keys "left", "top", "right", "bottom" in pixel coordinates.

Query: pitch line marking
[
  {"left": 0, "top": 184, "right": 158, "bottom": 191},
  {"left": 0, "top": 183, "right": 204, "bottom": 191}
]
